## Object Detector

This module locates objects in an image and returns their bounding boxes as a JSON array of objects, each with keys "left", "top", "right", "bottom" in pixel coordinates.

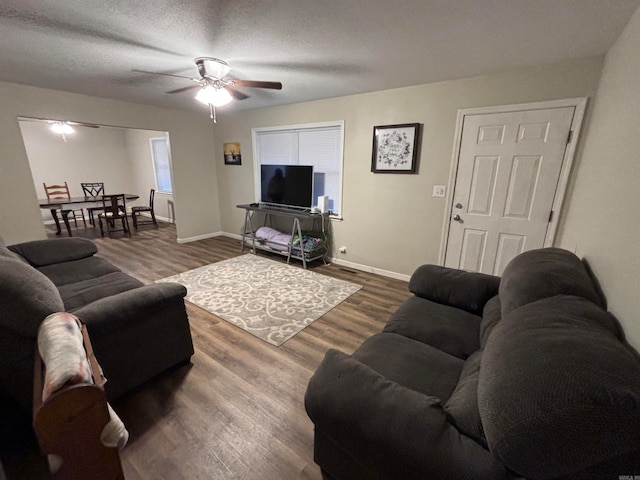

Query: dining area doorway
[{"left": 18, "top": 117, "right": 176, "bottom": 237}]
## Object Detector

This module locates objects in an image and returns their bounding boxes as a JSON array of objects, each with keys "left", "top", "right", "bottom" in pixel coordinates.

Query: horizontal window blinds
[{"left": 255, "top": 124, "right": 342, "bottom": 214}]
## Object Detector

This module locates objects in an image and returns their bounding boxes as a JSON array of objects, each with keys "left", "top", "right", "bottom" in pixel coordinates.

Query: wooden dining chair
[
  {"left": 81, "top": 182, "right": 105, "bottom": 226},
  {"left": 43, "top": 182, "right": 86, "bottom": 228},
  {"left": 98, "top": 194, "right": 131, "bottom": 237},
  {"left": 131, "top": 188, "right": 158, "bottom": 229}
]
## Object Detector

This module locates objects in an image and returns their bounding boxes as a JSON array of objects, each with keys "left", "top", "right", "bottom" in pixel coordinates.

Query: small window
[
  {"left": 252, "top": 121, "right": 344, "bottom": 216},
  {"left": 150, "top": 137, "right": 173, "bottom": 194}
]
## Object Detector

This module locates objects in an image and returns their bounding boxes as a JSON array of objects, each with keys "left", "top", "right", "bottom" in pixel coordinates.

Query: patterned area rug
[{"left": 157, "top": 254, "right": 362, "bottom": 346}]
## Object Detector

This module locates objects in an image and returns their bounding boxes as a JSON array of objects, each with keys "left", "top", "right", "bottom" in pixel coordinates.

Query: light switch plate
[{"left": 432, "top": 185, "right": 446, "bottom": 198}]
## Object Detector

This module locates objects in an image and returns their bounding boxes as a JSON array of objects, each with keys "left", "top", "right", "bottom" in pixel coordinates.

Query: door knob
[{"left": 452, "top": 214, "right": 461, "bottom": 221}]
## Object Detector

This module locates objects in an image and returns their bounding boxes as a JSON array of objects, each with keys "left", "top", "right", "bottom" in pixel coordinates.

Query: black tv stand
[{"left": 237, "top": 204, "right": 329, "bottom": 269}]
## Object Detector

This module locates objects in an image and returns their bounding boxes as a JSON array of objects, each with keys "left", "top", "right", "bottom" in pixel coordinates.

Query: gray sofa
[
  {"left": 0, "top": 236, "right": 194, "bottom": 432},
  {"left": 305, "top": 248, "right": 640, "bottom": 479}
]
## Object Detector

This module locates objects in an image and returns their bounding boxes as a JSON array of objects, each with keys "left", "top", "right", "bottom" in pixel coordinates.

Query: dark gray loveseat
[
  {"left": 0, "top": 236, "right": 194, "bottom": 433},
  {"left": 305, "top": 248, "right": 640, "bottom": 479}
]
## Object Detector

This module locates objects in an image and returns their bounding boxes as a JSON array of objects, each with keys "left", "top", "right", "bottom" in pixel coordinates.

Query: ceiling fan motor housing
[{"left": 195, "top": 57, "right": 231, "bottom": 80}]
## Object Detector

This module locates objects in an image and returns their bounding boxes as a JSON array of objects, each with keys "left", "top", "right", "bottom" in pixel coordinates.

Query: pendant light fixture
[
  {"left": 49, "top": 121, "right": 75, "bottom": 142},
  {"left": 195, "top": 82, "right": 233, "bottom": 123},
  {"left": 195, "top": 85, "right": 233, "bottom": 107}
]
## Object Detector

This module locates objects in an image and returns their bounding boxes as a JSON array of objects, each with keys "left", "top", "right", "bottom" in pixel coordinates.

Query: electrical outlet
[
  {"left": 339, "top": 246, "right": 347, "bottom": 254},
  {"left": 432, "top": 185, "right": 446, "bottom": 198}
]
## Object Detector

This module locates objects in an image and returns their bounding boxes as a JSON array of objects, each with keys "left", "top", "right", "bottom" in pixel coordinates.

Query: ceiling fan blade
[
  {"left": 166, "top": 84, "right": 201, "bottom": 94},
  {"left": 226, "top": 87, "right": 250, "bottom": 100},
  {"left": 132, "top": 69, "right": 199, "bottom": 82},
  {"left": 232, "top": 80, "right": 283, "bottom": 90}
]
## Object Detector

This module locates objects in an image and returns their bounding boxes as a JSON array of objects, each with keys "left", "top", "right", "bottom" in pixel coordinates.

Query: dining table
[{"left": 38, "top": 194, "right": 140, "bottom": 236}]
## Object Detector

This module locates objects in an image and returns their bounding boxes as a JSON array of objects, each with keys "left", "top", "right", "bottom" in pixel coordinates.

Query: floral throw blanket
[{"left": 37, "top": 312, "right": 129, "bottom": 450}]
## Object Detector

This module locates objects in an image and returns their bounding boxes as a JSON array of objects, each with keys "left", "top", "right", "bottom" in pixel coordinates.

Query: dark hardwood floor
[{"left": 40, "top": 221, "right": 412, "bottom": 479}]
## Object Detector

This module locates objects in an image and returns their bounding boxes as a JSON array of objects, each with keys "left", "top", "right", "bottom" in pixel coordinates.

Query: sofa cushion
[
  {"left": 305, "top": 348, "right": 507, "bottom": 480},
  {"left": 384, "top": 296, "right": 481, "bottom": 359},
  {"left": 37, "top": 256, "right": 122, "bottom": 287},
  {"left": 59, "top": 272, "right": 144, "bottom": 311},
  {"left": 409, "top": 264, "right": 500, "bottom": 316},
  {"left": 353, "top": 332, "right": 463, "bottom": 401},
  {"left": 499, "top": 247, "right": 604, "bottom": 316},
  {"left": 444, "top": 349, "right": 486, "bottom": 447},
  {"left": 479, "top": 295, "right": 501, "bottom": 348},
  {"left": 0, "top": 256, "right": 64, "bottom": 337},
  {"left": 8, "top": 238, "right": 97, "bottom": 267},
  {"left": 479, "top": 295, "right": 640, "bottom": 479}
]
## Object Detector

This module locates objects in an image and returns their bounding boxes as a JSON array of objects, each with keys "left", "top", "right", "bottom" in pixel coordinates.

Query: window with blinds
[
  {"left": 150, "top": 137, "right": 173, "bottom": 194},
  {"left": 253, "top": 121, "right": 344, "bottom": 216}
]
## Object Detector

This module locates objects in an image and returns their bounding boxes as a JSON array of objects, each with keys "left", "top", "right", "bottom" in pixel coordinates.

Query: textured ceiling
[{"left": 0, "top": 0, "right": 638, "bottom": 115}]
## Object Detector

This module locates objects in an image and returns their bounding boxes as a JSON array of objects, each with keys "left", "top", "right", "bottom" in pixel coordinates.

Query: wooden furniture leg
[{"left": 50, "top": 208, "right": 62, "bottom": 235}]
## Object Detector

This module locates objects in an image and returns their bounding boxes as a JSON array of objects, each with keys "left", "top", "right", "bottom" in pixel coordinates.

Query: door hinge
[
  {"left": 548, "top": 210, "right": 554, "bottom": 222},
  {"left": 566, "top": 130, "right": 573, "bottom": 144}
]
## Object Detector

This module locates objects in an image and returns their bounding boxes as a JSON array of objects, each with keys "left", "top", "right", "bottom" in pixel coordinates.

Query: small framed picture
[
  {"left": 371, "top": 123, "right": 421, "bottom": 173},
  {"left": 224, "top": 142, "right": 242, "bottom": 165}
]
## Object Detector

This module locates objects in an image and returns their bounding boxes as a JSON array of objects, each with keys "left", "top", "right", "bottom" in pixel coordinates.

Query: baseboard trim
[
  {"left": 177, "top": 231, "right": 226, "bottom": 244},
  {"left": 329, "top": 258, "right": 410, "bottom": 282},
  {"left": 181, "top": 231, "right": 411, "bottom": 282},
  {"left": 221, "top": 232, "right": 243, "bottom": 241},
  {"left": 135, "top": 212, "right": 173, "bottom": 223}
]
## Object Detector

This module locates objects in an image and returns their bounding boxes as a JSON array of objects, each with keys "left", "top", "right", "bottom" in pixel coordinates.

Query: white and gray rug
[{"left": 157, "top": 254, "right": 362, "bottom": 346}]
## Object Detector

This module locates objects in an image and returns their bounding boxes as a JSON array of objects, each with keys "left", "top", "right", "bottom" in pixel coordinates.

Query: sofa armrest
[
  {"left": 409, "top": 265, "right": 500, "bottom": 316},
  {"left": 71, "top": 282, "right": 187, "bottom": 335},
  {"left": 9, "top": 238, "right": 97, "bottom": 267},
  {"left": 305, "top": 349, "right": 498, "bottom": 478}
]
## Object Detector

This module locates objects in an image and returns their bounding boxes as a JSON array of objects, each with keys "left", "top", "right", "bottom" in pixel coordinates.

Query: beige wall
[
  {"left": 5, "top": 49, "right": 636, "bottom": 346},
  {"left": 20, "top": 121, "right": 135, "bottom": 222},
  {"left": 214, "top": 57, "right": 603, "bottom": 277},
  {"left": 124, "top": 129, "right": 175, "bottom": 221},
  {"left": 0, "top": 81, "right": 220, "bottom": 245},
  {"left": 20, "top": 121, "right": 174, "bottom": 223},
  {"left": 557, "top": 8, "right": 640, "bottom": 348}
]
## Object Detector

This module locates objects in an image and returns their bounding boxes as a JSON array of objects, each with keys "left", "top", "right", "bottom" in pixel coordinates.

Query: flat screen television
[{"left": 260, "top": 164, "right": 314, "bottom": 210}]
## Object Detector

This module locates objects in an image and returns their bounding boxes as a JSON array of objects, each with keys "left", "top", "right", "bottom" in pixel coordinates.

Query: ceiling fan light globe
[
  {"left": 195, "top": 85, "right": 233, "bottom": 107},
  {"left": 50, "top": 122, "right": 75, "bottom": 135}
]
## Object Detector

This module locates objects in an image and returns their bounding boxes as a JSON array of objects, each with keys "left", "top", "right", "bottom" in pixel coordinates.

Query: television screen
[{"left": 260, "top": 165, "right": 314, "bottom": 209}]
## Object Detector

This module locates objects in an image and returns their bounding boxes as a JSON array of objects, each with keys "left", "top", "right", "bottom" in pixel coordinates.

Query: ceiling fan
[{"left": 134, "top": 57, "right": 283, "bottom": 122}]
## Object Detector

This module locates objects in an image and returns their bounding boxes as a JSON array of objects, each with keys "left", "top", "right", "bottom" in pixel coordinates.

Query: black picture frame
[{"left": 371, "top": 123, "right": 421, "bottom": 173}]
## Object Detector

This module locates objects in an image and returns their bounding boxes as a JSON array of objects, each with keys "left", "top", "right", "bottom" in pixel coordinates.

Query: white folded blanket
[{"left": 255, "top": 226, "right": 291, "bottom": 251}]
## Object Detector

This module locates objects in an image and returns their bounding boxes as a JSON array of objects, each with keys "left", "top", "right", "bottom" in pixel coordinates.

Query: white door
[{"left": 444, "top": 106, "right": 575, "bottom": 275}]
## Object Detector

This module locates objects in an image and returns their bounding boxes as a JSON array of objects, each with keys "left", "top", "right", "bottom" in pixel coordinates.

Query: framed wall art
[
  {"left": 371, "top": 123, "right": 421, "bottom": 173},
  {"left": 223, "top": 142, "right": 242, "bottom": 165}
]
